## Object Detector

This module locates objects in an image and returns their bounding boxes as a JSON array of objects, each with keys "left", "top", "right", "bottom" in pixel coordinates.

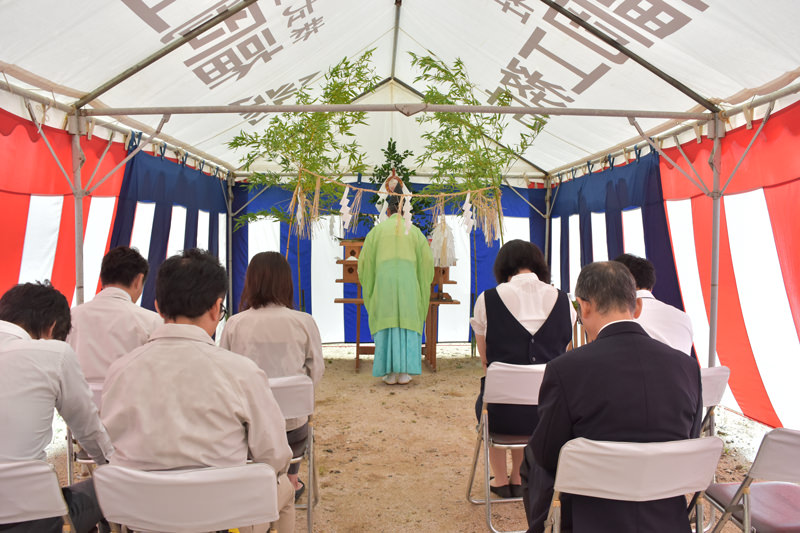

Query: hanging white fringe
[
  {"left": 462, "top": 192, "right": 474, "bottom": 232},
  {"left": 430, "top": 215, "right": 456, "bottom": 267},
  {"left": 401, "top": 193, "right": 412, "bottom": 234},
  {"left": 339, "top": 185, "right": 353, "bottom": 230}
]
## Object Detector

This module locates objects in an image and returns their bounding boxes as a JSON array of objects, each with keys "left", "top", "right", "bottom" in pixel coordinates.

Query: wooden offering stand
[
  {"left": 333, "top": 240, "right": 374, "bottom": 370},
  {"left": 334, "top": 240, "right": 459, "bottom": 371}
]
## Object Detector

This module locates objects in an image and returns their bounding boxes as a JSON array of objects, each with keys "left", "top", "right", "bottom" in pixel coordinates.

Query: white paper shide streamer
[
  {"left": 462, "top": 192, "right": 474, "bottom": 232},
  {"left": 430, "top": 216, "right": 456, "bottom": 267}
]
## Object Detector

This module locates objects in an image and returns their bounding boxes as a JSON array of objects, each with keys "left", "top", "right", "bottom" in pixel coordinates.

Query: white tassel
[
  {"left": 462, "top": 192, "right": 474, "bottom": 232},
  {"left": 339, "top": 186, "right": 353, "bottom": 230},
  {"left": 402, "top": 194, "right": 412, "bottom": 234}
]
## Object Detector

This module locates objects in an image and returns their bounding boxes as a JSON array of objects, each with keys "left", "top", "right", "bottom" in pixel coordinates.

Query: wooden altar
[{"left": 334, "top": 240, "right": 459, "bottom": 371}]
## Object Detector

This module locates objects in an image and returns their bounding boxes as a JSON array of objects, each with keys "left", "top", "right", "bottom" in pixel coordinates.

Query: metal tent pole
[
  {"left": 705, "top": 113, "right": 724, "bottom": 436},
  {"left": 70, "top": 123, "right": 86, "bottom": 306},
  {"left": 226, "top": 172, "right": 234, "bottom": 311},
  {"left": 544, "top": 176, "right": 552, "bottom": 264}
]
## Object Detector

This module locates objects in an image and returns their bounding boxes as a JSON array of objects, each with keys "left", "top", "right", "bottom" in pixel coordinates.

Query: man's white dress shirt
[
  {"left": 635, "top": 289, "right": 695, "bottom": 355},
  {"left": 220, "top": 304, "right": 324, "bottom": 431},
  {"left": 0, "top": 320, "right": 114, "bottom": 463},
  {"left": 470, "top": 272, "right": 576, "bottom": 336},
  {"left": 102, "top": 323, "right": 292, "bottom": 474},
  {"left": 67, "top": 287, "right": 162, "bottom": 382}
]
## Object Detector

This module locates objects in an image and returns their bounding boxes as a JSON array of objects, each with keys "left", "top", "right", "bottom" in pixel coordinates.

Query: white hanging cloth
[{"left": 430, "top": 216, "right": 457, "bottom": 267}]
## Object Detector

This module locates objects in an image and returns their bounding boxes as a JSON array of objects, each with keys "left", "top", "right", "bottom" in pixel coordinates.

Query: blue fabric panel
[
  {"left": 183, "top": 208, "right": 198, "bottom": 251},
  {"left": 109, "top": 151, "right": 227, "bottom": 311},
  {"left": 643, "top": 193, "right": 685, "bottom": 311},
  {"left": 140, "top": 203, "right": 172, "bottom": 311},
  {"left": 280, "top": 222, "right": 312, "bottom": 314},
  {"left": 528, "top": 188, "right": 548, "bottom": 253},
  {"left": 579, "top": 196, "right": 593, "bottom": 265},
  {"left": 231, "top": 185, "right": 250, "bottom": 313},
  {"left": 209, "top": 212, "right": 220, "bottom": 262},
  {"left": 605, "top": 180, "right": 624, "bottom": 260},
  {"left": 560, "top": 216, "right": 570, "bottom": 292},
  {"left": 547, "top": 152, "right": 684, "bottom": 311}
]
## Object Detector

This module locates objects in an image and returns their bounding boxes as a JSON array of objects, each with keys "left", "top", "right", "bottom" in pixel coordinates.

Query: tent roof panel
[{"left": 1, "top": 0, "right": 799, "bottom": 175}]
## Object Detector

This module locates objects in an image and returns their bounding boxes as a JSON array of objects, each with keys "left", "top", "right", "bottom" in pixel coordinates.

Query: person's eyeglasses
[
  {"left": 574, "top": 297, "right": 583, "bottom": 326},
  {"left": 219, "top": 303, "right": 227, "bottom": 322}
]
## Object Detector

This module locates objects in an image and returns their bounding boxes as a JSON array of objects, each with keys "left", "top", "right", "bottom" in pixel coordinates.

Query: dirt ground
[{"left": 49, "top": 345, "right": 756, "bottom": 532}]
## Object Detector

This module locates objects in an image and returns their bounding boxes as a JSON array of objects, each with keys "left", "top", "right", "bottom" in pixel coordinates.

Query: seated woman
[
  {"left": 471, "top": 240, "right": 575, "bottom": 498},
  {"left": 220, "top": 251, "right": 324, "bottom": 501}
]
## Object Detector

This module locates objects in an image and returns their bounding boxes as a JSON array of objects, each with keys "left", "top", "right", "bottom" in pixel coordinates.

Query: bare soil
[{"left": 49, "top": 346, "right": 755, "bottom": 532}]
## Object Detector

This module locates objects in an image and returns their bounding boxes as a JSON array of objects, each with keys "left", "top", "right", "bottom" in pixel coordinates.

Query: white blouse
[
  {"left": 220, "top": 304, "right": 324, "bottom": 430},
  {"left": 470, "top": 272, "right": 576, "bottom": 336}
]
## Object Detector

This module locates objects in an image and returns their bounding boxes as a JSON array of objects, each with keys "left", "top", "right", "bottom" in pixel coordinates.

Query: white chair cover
[
  {"left": 700, "top": 366, "right": 730, "bottom": 408},
  {"left": 553, "top": 437, "right": 723, "bottom": 501},
  {"left": 483, "top": 362, "right": 545, "bottom": 406},
  {"left": 93, "top": 463, "right": 279, "bottom": 532},
  {"left": 749, "top": 428, "right": 800, "bottom": 482},
  {"left": 269, "top": 375, "right": 314, "bottom": 420},
  {"left": 0, "top": 460, "right": 67, "bottom": 524}
]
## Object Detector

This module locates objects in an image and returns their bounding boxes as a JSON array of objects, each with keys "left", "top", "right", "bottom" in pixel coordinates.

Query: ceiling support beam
[
  {"left": 390, "top": 0, "right": 402, "bottom": 78},
  {"left": 80, "top": 103, "right": 708, "bottom": 120},
  {"left": 537, "top": 0, "right": 720, "bottom": 113},
  {"left": 74, "top": 0, "right": 260, "bottom": 109}
]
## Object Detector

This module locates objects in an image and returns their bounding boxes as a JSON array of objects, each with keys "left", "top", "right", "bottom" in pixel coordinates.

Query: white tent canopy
[{"left": 2, "top": 0, "right": 799, "bottom": 178}]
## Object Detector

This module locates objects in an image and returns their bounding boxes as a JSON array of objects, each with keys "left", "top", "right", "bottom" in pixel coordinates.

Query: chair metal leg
[
  {"left": 742, "top": 489, "right": 750, "bottom": 533},
  {"left": 695, "top": 493, "right": 705, "bottom": 533},
  {"left": 466, "top": 418, "right": 486, "bottom": 504},
  {"left": 66, "top": 428, "right": 75, "bottom": 485}
]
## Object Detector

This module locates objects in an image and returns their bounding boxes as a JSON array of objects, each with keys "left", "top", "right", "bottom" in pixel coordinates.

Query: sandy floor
[{"left": 48, "top": 345, "right": 761, "bottom": 532}]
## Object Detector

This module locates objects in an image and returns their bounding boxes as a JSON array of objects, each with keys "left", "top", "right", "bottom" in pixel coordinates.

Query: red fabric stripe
[
  {"left": 692, "top": 196, "right": 782, "bottom": 427},
  {"left": 0, "top": 192, "right": 30, "bottom": 293},
  {"left": 0, "top": 107, "right": 128, "bottom": 196},
  {"left": 763, "top": 178, "right": 800, "bottom": 344},
  {"left": 660, "top": 100, "right": 800, "bottom": 201}
]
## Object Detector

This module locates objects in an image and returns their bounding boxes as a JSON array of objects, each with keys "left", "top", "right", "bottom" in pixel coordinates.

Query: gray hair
[{"left": 574, "top": 261, "right": 637, "bottom": 314}]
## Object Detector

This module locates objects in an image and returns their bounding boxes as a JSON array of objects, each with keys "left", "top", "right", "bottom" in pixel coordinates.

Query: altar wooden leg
[{"left": 355, "top": 303, "right": 361, "bottom": 372}]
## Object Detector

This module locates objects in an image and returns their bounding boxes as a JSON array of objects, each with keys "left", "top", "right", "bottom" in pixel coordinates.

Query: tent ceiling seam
[
  {"left": 74, "top": 0, "right": 260, "bottom": 109},
  {"left": 536, "top": 0, "right": 720, "bottom": 113}
]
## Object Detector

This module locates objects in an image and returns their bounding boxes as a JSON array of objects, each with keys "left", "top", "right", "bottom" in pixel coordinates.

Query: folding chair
[
  {"left": 93, "top": 463, "right": 280, "bottom": 533},
  {"left": 707, "top": 428, "right": 800, "bottom": 533},
  {"left": 67, "top": 380, "right": 105, "bottom": 484},
  {"left": 0, "top": 460, "right": 73, "bottom": 530},
  {"left": 466, "top": 362, "right": 546, "bottom": 533},
  {"left": 700, "top": 366, "right": 731, "bottom": 436},
  {"left": 269, "top": 374, "right": 318, "bottom": 533},
  {"left": 543, "top": 436, "right": 723, "bottom": 533}
]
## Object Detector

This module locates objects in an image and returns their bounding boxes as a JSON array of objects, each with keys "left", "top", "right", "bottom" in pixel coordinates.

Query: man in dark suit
[{"left": 521, "top": 261, "right": 702, "bottom": 533}]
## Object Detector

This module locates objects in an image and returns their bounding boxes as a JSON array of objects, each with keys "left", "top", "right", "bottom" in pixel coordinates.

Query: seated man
[
  {"left": 102, "top": 249, "right": 294, "bottom": 532},
  {"left": 67, "top": 246, "right": 162, "bottom": 383},
  {"left": 522, "top": 261, "right": 702, "bottom": 533},
  {"left": 0, "top": 282, "right": 113, "bottom": 533},
  {"left": 614, "top": 253, "right": 694, "bottom": 355}
]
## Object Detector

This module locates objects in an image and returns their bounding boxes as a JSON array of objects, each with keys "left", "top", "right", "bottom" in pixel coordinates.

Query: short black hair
[
  {"left": 100, "top": 246, "right": 149, "bottom": 287},
  {"left": 493, "top": 239, "right": 550, "bottom": 284},
  {"left": 0, "top": 281, "right": 71, "bottom": 340},
  {"left": 575, "top": 261, "right": 637, "bottom": 314},
  {"left": 613, "top": 253, "right": 655, "bottom": 290},
  {"left": 155, "top": 249, "right": 227, "bottom": 320}
]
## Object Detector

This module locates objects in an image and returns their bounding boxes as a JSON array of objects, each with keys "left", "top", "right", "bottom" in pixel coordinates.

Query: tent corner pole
[
  {"left": 544, "top": 176, "right": 552, "bottom": 264},
  {"left": 71, "top": 126, "right": 86, "bottom": 306},
  {"left": 706, "top": 113, "right": 723, "bottom": 436}
]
